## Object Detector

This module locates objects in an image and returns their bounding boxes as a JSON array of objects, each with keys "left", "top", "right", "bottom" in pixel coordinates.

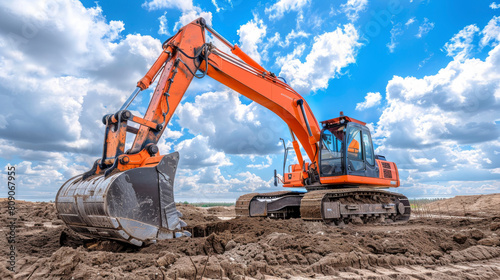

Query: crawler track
[
  {"left": 236, "top": 191, "right": 303, "bottom": 218},
  {"left": 236, "top": 188, "right": 411, "bottom": 224},
  {"left": 300, "top": 188, "right": 411, "bottom": 224}
]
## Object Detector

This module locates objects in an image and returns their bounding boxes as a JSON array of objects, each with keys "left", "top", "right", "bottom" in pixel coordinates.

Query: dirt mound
[
  {"left": 206, "top": 206, "right": 236, "bottom": 218},
  {"left": 2, "top": 200, "right": 500, "bottom": 279},
  {"left": 427, "top": 194, "right": 500, "bottom": 217},
  {"left": 175, "top": 203, "right": 219, "bottom": 225},
  {"left": 175, "top": 204, "right": 236, "bottom": 225}
]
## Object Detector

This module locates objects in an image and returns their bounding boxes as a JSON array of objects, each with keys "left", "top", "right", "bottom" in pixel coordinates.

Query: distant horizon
[{"left": 15, "top": 192, "right": 500, "bottom": 204}]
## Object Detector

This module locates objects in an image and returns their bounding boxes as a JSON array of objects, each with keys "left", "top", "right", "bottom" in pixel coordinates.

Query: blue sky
[{"left": 0, "top": 0, "right": 499, "bottom": 202}]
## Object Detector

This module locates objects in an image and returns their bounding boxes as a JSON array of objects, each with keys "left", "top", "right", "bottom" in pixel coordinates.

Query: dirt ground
[{"left": 1, "top": 194, "right": 500, "bottom": 280}]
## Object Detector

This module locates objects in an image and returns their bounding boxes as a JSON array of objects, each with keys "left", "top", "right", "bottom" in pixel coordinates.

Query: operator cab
[{"left": 320, "top": 113, "right": 379, "bottom": 178}]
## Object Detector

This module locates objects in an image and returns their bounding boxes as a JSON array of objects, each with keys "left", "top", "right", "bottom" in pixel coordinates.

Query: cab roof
[{"left": 321, "top": 115, "right": 366, "bottom": 127}]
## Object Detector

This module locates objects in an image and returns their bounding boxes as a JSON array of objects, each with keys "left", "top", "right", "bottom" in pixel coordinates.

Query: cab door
[{"left": 346, "top": 124, "right": 378, "bottom": 177}]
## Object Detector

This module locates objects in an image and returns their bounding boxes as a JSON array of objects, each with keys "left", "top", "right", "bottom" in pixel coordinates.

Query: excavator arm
[
  {"left": 56, "top": 18, "right": 321, "bottom": 246},
  {"left": 92, "top": 17, "right": 321, "bottom": 185}
]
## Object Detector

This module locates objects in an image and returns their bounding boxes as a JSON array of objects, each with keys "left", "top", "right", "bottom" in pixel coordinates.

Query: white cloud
[
  {"left": 237, "top": 16, "right": 267, "bottom": 64},
  {"left": 416, "top": 18, "right": 434, "bottom": 38},
  {"left": 295, "top": 11, "right": 305, "bottom": 29},
  {"left": 373, "top": 24, "right": 500, "bottom": 195},
  {"left": 1, "top": 156, "right": 89, "bottom": 199},
  {"left": 175, "top": 135, "right": 231, "bottom": 169},
  {"left": 158, "top": 12, "right": 169, "bottom": 35},
  {"left": 405, "top": 17, "right": 416, "bottom": 27},
  {"left": 418, "top": 53, "right": 434, "bottom": 69},
  {"left": 387, "top": 17, "right": 419, "bottom": 53},
  {"left": 341, "top": 0, "right": 368, "bottom": 22},
  {"left": 490, "top": 2, "right": 500, "bottom": 9},
  {"left": 0, "top": 115, "right": 7, "bottom": 129},
  {"left": 141, "top": 0, "right": 212, "bottom": 32},
  {"left": 480, "top": 16, "right": 500, "bottom": 47},
  {"left": 1, "top": 2, "right": 130, "bottom": 78},
  {"left": 174, "top": 150, "right": 276, "bottom": 199},
  {"left": 276, "top": 44, "right": 306, "bottom": 67},
  {"left": 308, "top": 14, "right": 324, "bottom": 30},
  {"left": 211, "top": 0, "right": 222, "bottom": 12},
  {"left": 247, "top": 155, "right": 273, "bottom": 169},
  {"left": 154, "top": 124, "right": 183, "bottom": 155},
  {"left": 164, "top": 126, "right": 183, "bottom": 140},
  {"left": 412, "top": 156, "right": 438, "bottom": 165},
  {"left": 265, "top": 0, "right": 310, "bottom": 20},
  {"left": 279, "top": 29, "right": 309, "bottom": 47},
  {"left": 387, "top": 23, "right": 403, "bottom": 53},
  {"left": 176, "top": 90, "right": 285, "bottom": 155},
  {"left": 443, "top": 24, "right": 479, "bottom": 61},
  {"left": 233, "top": 171, "right": 273, "bottom": 191},
  {"left": 11, "top": 161, "right": 61, "bottom": 190},
  {"left": 279, "top": 24, "right": 362, "bottom": 94},
  {"left": 173, "top": 8, "right": 213, "bottom": 31},
  {"left": 398, "top": 180, "right": 500, "bottom": 198},
  {"left": 0, "top": 0, "right": 165, "bottom": 199},
  {"left": 142, "top": 0, "right": 193, "bottom": 11},
  {"left": 175, "top": 165, "right": 273, "bottom": 199},
  {"left": 268, "top": 32, "right": 282, "bottom": 46},
  {"left": 356, "top": 92, "right": 382, "bottom": 110},
  {"left": 0, "top": 0, "right": 162, "bottom": 152}
]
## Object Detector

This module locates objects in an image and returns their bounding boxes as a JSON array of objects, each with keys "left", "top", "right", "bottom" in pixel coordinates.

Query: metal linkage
[
  {"left": 120, "top": 87, "right": 142, "bottom": 111},
  {"left": 297, "top": 99, "right": 313, "bottom": 137}
]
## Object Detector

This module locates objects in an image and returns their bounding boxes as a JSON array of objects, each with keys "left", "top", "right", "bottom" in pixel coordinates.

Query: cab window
[
  {"left": 347, "top": 128, "right": 362, "bottom": 161},
  {"left": 321, "top": 128, "right": 343, "bottom": 158},
  {"left": 320, "top": 127, "right": 344, "bottom": 176},
  {"left": 362, "top": 132, "right": 375, "bottom": 165}
]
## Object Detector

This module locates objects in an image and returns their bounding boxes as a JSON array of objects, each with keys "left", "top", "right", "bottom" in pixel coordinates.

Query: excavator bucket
[{"left": 55, "top": 152, "right": 190, "bottom": 246}]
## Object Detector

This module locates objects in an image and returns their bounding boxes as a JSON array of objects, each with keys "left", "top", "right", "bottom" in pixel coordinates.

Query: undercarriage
[{"left": 236, "top": 188, "right": 411, "bottom": 224}]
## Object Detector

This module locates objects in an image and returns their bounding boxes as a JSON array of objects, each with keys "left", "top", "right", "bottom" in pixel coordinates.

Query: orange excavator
[{"left": 56, "top": 18, "right": 410, "bottom": 246}]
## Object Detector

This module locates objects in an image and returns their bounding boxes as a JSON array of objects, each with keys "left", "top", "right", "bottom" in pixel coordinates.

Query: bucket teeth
[
  {"left": 175, "top": 231, "right": 191, "bottom": 238},
  {"left": 56, "top": 152, "right": 190, "bottom": 246},
  {"left": 165, "top": 208, "right": 183, "bottom": 230},
  {"left": 179, "top": 219, "right": 187, "bottom": 227}
]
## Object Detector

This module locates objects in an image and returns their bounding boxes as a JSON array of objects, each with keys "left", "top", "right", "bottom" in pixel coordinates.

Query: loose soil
[{"left": 1, "top": 195, "right": 500, "bottom": 279}]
